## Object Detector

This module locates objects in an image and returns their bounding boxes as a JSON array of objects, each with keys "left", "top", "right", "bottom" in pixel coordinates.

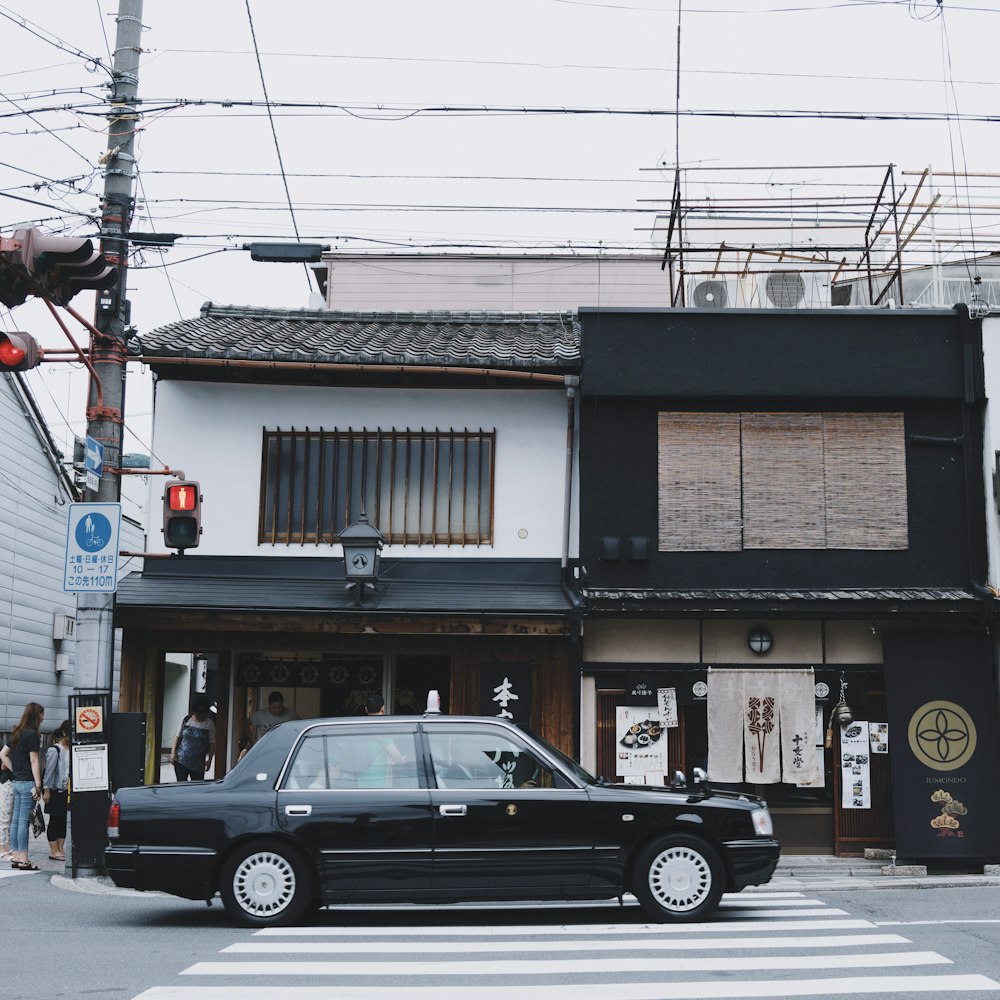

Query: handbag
[
  {"left": 0, "top": 768, "right": 10, "bottom": 784},
  {"left": 29, "top": 802, "right": 46, "bottom": 838}
]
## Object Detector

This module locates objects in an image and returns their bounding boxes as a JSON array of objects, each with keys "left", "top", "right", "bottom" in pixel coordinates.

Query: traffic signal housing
[
  {"left": 162, "top": 479, "right": 202, "bottom": 551},
  {"left": 0, "top": 228, "right": 117, "bottom": 307},
  {"left": 0, "top": 332, "right": 42, "bottom": 371}
]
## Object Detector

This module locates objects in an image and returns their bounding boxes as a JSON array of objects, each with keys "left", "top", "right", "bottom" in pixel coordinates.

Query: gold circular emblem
[
  {"left": 506, "top": 803, "right": 517, "bottom": 817},
  {"left": 907, "top": 700, "right": 977, "bottom": 772}
]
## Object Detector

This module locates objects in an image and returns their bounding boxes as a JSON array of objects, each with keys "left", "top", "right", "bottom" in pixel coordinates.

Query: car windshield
[{"left": 518, "top": 726, "right": 598, "bottom": 786}]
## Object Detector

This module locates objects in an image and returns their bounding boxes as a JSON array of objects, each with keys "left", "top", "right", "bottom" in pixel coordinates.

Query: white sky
[{"left": 2, "top": 0, "right": 999, "bottom": 464}]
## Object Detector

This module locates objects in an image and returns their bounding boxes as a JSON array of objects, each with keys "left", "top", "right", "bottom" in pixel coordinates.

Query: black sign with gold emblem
[{"left": 883, "top": 631, "right": 1000, "bottom": 862}]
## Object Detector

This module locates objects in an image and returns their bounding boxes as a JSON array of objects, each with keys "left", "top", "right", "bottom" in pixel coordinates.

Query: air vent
[
  {"left": 689, "top": 279, "right": 730, "bottom": 309},
  {"left": 764, "top": 271, "right": 806, "bottom": 308}
]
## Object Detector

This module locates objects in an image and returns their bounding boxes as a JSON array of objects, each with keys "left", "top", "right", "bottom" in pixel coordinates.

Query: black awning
[{"left": 115, "top": 556, "right": 575, "bottom": 617}]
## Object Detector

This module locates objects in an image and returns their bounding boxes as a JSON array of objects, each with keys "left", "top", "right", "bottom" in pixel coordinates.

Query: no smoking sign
[{"left": 76, "top": 705, "right": 104, "bottom": 734}]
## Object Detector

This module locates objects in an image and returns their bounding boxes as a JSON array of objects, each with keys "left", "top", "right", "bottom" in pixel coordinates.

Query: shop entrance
[{"left": 394, "top": 655, "right": 451, "bottom": 714}]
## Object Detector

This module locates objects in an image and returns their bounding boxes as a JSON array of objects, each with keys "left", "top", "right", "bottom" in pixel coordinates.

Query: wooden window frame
[{"left": 259, "top": 426, "right": 495, "bottom": 546}]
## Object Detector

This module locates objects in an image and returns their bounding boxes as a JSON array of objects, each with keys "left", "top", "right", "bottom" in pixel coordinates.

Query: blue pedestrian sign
[
  {"left": 64, "top": 503, "right": 121, "bottom": 593},
  {"left": 84, "top": 436, "right": 104, "bottom": 492}
]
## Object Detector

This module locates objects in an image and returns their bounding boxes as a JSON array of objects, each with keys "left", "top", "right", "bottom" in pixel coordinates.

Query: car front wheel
[
  {"left": 220, "top": 839, "right": 312, "bottom": 927},
  {"left": 632, "top": 833, "right": 724, "bottom": 922}
]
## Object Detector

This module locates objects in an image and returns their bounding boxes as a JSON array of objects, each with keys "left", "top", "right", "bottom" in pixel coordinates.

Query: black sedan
[{"left": 105, "top": 714, "right": 779, "bottom": 926}]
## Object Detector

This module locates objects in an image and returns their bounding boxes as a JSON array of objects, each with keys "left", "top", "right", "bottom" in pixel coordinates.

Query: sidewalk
[{"left": 747, "top": 852, "right": 1000, "bottom": 892}]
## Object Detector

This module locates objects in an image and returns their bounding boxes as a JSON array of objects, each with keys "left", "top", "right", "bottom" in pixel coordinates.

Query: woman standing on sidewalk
[
  {"left": 43, "top": 721, "right": 71, "bottom": 861},
  {"left": 0, "top": 702, "right": 45, "bottom": 871}
]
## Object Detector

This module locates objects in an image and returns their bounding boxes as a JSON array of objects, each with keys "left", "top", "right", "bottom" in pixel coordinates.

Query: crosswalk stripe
[
  {"left": 182, "top": 950, "right": 950, "bottom": 975},
  {"left": 718, "top": 897, "right": 830, "bottom": 907},
  {"left": 224, "top": 933, "right": 910, "bottom": 955},
  {"left": 723, "top": 907, "right": 849, "bottom": 917},
  {"left": 131, "top": 974, "right": 1000, "bottom": 999},
  {"left": 256, "top": 917, "right": 876, "bottom": 935}
]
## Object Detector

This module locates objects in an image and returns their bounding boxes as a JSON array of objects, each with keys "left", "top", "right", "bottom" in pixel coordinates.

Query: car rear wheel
[
  {"left": 220, "top": 839, "right": 312, "bottom": 927},
  {"left": 632, "top": 833, "right": 724, "bottom": 922}
]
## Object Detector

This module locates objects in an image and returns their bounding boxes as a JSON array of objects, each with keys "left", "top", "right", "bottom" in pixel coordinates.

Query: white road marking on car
[
  {"left": 255, "top": 917, "right": 878, "bottom": 935},
  {"left": 223, "top": 932, "right": 911, "bottom": 954},
  {"left": 182, "top": 950, "right": 950, "bottom": 974},
  {"left": 123, "top": 976, "right": 1000, "bottom": 998}
]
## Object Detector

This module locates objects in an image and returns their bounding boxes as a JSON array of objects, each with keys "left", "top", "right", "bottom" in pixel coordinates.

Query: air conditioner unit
[
  {"left": 687, "top": 277, "right": 734, "bottom": 309},
  {"left": 758, "top": 270, "right": 829, "bottom": 309}
]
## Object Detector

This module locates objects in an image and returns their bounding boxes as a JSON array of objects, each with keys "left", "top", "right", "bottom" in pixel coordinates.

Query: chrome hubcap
[
  {"left": 232, "top": 850, "right": 296, "bottom": 916},
  {"left": 647, "top": 845, "right": 711, "bottom": 912}
]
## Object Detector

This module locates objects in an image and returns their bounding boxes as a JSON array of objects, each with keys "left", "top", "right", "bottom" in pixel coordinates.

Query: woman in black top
[{"left": 0, "top": 702, "right": 45, "bottom": 870}]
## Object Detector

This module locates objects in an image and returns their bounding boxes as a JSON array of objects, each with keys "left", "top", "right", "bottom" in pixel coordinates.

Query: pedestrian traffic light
[
  {"left": 0, "top": 228, "right": 117, "bottom": 308},
  {"left": 162, "top": 479, "right": 202, "bottom": 550},
  {"left": 0, "top": 332, "right": 42, "bottom": 371}
]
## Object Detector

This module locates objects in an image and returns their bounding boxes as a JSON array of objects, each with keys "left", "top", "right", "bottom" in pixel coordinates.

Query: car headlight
[{"left": 751, "top": 808, "right": 773, "bottom": 837}]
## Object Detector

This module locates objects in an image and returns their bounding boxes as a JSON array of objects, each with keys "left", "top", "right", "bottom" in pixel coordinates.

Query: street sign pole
[{"left": 72, "top": 0, "right": 144, "bottom": 875}]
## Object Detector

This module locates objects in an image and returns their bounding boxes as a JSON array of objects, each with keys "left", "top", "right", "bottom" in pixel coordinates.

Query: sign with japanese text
[
  {"left": 479, "top": 664, "right": 532, "bottom": 725},
  {"left": 63, "top": 502, "right": 121, "bottom": 593},
  {"left": 615, "top": 705, "right": 666, "bottom": 783},
  {"left": 657, "top": 687, "right": 678, "bottom": 728},
  {"left": 72, "top": 743, "right": 109, "bottom": 792},
  {"left": 840, "top": 722, "right": 871, "bottom": 809}
]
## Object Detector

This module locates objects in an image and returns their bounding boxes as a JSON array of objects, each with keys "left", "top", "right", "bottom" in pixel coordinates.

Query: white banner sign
[
  {"left": 840, "top": 722, "right": 871, "bottom": 809},
  {"left": 657, "top": 687, "right": 678, "bottom": 728}
]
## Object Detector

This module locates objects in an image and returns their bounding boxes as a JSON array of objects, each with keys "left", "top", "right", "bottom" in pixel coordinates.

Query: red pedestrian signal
[
  {"left": 0, "top": 332, "right": 42, "bottom": 371},
  {"left": 162, "top": 479, "right": 202, "bottom": 550}
]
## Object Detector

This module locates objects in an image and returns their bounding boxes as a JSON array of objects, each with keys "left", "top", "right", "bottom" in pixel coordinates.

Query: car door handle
[
  {"left": 438, "top": 804, "right": 467, "bottom": 817},
  {"left": 284, "top": 805, "right": 312, "bottom": 817}
]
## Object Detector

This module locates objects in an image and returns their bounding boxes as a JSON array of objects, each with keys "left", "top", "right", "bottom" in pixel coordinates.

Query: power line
[{"left": 243, "top": 0, "right": 312, "bottom": 294}]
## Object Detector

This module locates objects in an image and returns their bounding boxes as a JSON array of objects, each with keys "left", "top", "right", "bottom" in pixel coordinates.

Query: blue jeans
[{"left": 10, "top": 781, "right": 34, "bottom": 853}]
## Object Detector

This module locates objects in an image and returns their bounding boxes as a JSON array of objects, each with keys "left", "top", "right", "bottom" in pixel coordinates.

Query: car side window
[
  {"left": 426, "top": 730, "right": 556, "bottom": 790},
  {"left": 284, "top": 730, "right": 420, "bottom": 790}
]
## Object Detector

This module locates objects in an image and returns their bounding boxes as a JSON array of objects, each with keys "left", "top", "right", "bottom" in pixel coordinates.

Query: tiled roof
[
  {"left": 138, "top": 303, "right": 581, "bottom": 372},
  {"left": 114, "top": 557, "right": 575, "bottom": 617},
  {"left": 583, "top": 588, "right": 980, "bottom": 602}
]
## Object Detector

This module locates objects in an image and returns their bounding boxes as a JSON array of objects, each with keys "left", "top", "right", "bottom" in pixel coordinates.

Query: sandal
[
  {"left": 15, "top": 862, "right": 40, "bottom": 871},
  {"left": 48, "top": 855, "right": 65, "bottom": 861}
]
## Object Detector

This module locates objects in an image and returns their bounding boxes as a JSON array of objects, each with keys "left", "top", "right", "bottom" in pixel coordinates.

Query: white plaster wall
[
  {"left": 582, "top": 620, "right": 700, "bottom": 663},
  {"left": 983, "top": 316, "right": 1000, "bottom": 589},
  {"left": 147, "top": 381, "right": 577, "bottom": 559}
]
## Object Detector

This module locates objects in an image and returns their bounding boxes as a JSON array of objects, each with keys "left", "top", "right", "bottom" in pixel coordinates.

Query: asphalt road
[{"left": 4, "top": 867, "right": 1000, "bottom": 1000}]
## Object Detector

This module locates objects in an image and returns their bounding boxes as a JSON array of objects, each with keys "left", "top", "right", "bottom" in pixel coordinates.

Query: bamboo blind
[
  {"left": 658, "top": 412, "right": 742, "bottom": 551},
  {"left": 743, "top": 413, "right": 826, "bottom": 549},
  {"left": 658, "top": 410, "right": 908, "bottom": 552},
  {"left": 824, "top": 412, "right": 908, "bottom": 550}
]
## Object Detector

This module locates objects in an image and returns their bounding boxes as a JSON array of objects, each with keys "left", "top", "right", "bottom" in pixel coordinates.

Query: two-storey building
[
  {"left": 114, "top": 305, "right": 581, "bottom": 781},
  {"left": 578, "top": 305, "right": 1000, "bottom": 859}
]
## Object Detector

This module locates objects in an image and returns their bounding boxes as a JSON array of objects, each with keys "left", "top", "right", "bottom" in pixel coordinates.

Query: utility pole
[{"left": 72, "top": 0, "right": 144, "bottom": 873}]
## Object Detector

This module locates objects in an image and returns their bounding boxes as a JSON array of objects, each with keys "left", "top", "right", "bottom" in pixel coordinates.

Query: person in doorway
[
  {"left": 42, "top": 721, "right": 71, "bottom": 861},
  {"left": 169, "top": 695, "right": 216, "bottom": 781},
  {"left": 0, "top": 702, "right": 45, "bottom": 871},
  {"left": 243, "top": 691, "right": 300, "bottom": 749}
]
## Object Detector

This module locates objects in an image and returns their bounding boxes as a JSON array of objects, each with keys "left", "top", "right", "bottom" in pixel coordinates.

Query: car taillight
[
  {"left": 107, "top": 800, "right": 120, "bottom": 839},
  {"left": 751, "top": 807, "right": 773, "bottom": 837}
]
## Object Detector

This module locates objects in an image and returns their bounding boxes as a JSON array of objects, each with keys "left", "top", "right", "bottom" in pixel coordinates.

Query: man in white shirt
[{"left": 243, "top": 691, "right": 300, "bottom": 748}]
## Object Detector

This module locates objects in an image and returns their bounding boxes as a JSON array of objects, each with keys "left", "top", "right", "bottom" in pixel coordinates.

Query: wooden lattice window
[
  {"left": 658, "top": 411, "right": 908, "bottom": 552},
  {"left": 260, "top": 427, "right": 495, "bottom": 546}
]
